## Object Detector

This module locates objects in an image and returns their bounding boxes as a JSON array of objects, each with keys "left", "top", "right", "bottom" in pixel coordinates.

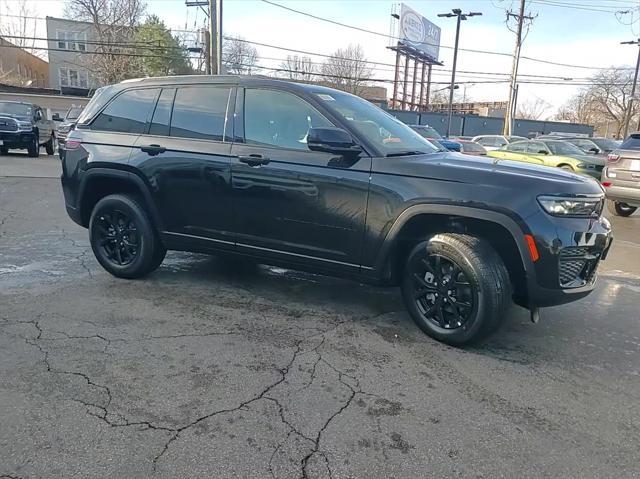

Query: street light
[
  {"left": 437, "top": 9, "right": 482, "bottom": 138},
  {"left": 434, "top": 84, "right": 459, "bottom": 93}
]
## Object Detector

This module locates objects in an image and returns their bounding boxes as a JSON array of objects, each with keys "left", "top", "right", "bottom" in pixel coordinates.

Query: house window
[
  {"left": 59, "top": 67, "right": 89, "bottom": 88},
  {"left": 57, "top": 31, "right": 87, "bottom": 51}
]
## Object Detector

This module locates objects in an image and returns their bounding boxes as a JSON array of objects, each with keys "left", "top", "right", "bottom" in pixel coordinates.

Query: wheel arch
[
  {"left": 373, "top": 205, "right": 533, "bottom": 304},
  {"left": 78, "top": 168, "right": 162, "bottom": 229}
]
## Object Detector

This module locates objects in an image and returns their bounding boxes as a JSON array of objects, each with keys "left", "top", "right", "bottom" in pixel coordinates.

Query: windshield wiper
[{"left": 385, "top": 150, "right": 427, "bottom": 157}]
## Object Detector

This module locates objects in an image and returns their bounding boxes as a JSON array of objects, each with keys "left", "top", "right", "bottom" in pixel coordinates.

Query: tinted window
[
  {"left": 620, "top": 134, "right": 640, "bottom": 150},
  {"left": 149, "top": 88, "right": 175, "bottom": 137},
  {"left": 170, "top": 86, "right": 231, "bottom": 141},
  {"left": 91, "top": 88, "right": 159, "bottom": 134},
  {"left": 245, "top": 89, "right": 333, "bottom": 150},
  {"left": 545, "top": 141, "right": 584, "bottom": 155},
  {"left": 591, "top": 138, "right": 620, "bottom": 151},
  {"left": 506, "top": 141, "right": 527, "bottom": 152}
]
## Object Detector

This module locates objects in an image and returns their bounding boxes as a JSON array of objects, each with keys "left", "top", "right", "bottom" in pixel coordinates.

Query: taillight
[
  {"left": 607, "top": 153, "right": 620, "bottom": 163},
  {"left": 602, "top": 181, "right": 612, "bottom": 187},
  {"left": 65, "top": 139, "right": 81, "bottom": 150}
]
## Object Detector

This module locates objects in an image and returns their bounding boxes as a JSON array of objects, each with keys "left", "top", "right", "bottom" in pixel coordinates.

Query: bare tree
[
  {"left": 0, "top": 0, "right": 40, "bottom": 56},
  {"left": 555, "top": 91, "right": 599, "bottom": 125},
  {"left": 279, "top": 55, "right": 316, "bottom": 80},
  {"left": 516, "top": 97, "right": 551, "bottom": 120},
  {"left": 320, "top": 44, "right": 373, "bottom": 96},
  {"left": 64, "top": 0, "right": 147, "bottom": 85},
  {"left": 222, "top": 36, "right": 258, "bottom": 75}
]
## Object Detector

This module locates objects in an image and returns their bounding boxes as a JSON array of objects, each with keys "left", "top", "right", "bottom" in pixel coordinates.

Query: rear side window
[
  {"left": 620, "top": 134, "right": 640, "bottom": 150},
  {"left": 149, "top": 88, "right": 175, "bottom": 136},
  {"left": 170, "top": 86, "right": 231, "bottom": 141},
  {"left": 91, "top": 88, "right": 159, "bottom": 134}
]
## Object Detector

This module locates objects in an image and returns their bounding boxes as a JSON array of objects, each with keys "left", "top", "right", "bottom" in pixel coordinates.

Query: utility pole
[
  {"left": 203, "top": 29, "right": 211, "bottom": 74},
  {"left": 503, "top": 0, "right": 535, "bottom": 136},
  {"left": 621, "top": 39, "right": 640, "bottom": 137},
  {"left": 438, "top": 9, "right": 482, "bottom": 138}
]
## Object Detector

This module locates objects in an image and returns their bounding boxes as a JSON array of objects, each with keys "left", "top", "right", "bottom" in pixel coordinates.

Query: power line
[
  {"left": 0, "top": 34, "right": 189, "bottom": 52},
  {"left": 0, "top": 42, "right": 199, "bottom": 60}
]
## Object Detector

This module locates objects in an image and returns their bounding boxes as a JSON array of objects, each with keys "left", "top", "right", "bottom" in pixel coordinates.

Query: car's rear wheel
[
  {"left": 27, "top": 137, "right": 39, "bottom": 157},
  {"left": 89, "top": 194, "right": 164, "bottom": 279},
  {"left": 45, "top": 137, "right": 55, "bottom": 155},
  {"left": 401, "top": 233, "right": 512, "bottom": 346},
  {"left": 609, "top": 200, "right": 638, "bottom": 217}
]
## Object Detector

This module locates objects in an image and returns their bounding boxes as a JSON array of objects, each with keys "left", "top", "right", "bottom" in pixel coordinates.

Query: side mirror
[
  {"left": 589, "top": 147, "right": 600, "bottom": 154},
  {"left": 308, "top": 127, "right": 362, "bottom": 157},
  {"left": 537, "top": 150, "right": 548, "bottom": 155},
  {"left": 52, "top": 113, "right": 62, "bottom": 121}
]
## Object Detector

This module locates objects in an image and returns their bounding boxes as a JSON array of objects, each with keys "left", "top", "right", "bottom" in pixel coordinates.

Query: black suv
[{"left": 61, "top": 76, "right": 613, "bottom": 345}]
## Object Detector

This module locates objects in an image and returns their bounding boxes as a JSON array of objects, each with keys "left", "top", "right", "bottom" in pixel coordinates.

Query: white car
[{"left": 472, "top": 134, "right": 527, "bottom": 151}]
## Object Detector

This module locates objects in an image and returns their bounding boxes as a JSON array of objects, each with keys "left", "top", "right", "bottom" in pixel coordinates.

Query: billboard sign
[{"left": 399, "top": 3, "right": 441, "bottom": 62}]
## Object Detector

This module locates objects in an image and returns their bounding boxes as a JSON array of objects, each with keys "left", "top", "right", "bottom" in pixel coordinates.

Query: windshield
[
  {"left": 315, "top": 91, "right": 438, "bottom": 156},
  {"left": 0, "top": 102, "right": 32, "bottom": 117},
  {"left": 545, "top": 141, "right": 585, "bottom": 156},
  {"left": 411, "top": 125, "right": 444, "bottom": 140},
  {"left": 591, "top": 138, "right": 620, "bottom": 151},
  {"left": 66, "top": 107, "right": 83, "bottom": 120}
]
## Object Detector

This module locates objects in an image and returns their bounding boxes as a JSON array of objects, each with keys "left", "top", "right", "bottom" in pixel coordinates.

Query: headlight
[
  {"left": 576, "top": 163, "right": 596, "bottom": 169},
  {"left": 537, "top": 195, "right": 603, "bottom": 217}
]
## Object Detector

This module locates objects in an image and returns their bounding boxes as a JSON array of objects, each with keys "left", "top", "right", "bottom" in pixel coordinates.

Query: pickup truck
[{"left": 0, "top": 101, "right": 56, "bottom": 157}]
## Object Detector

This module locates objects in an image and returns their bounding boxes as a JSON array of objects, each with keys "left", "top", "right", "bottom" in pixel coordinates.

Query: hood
[{"left": 570, "top": 154, "right": 605, "bottom": 166}]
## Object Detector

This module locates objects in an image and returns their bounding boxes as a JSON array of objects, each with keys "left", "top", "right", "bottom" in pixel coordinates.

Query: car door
[
  {"left": 130, "top": 84, "right": 236, "bottom": 251},
  {"left": 524, "top": 141, "right": 551, "bottom": 166},
  {"left": 230, "top": 87, "right": 371, "bottom": 272},
  {"left": 34, "top": 106, "right": 50, "bottom": 144},
  {"left": 488, "top": 141, "right": 526, "bottom": 161}
]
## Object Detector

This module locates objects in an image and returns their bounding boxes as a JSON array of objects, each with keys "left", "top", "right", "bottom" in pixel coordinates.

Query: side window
[
  {"left": 507, "top": 142, "right": 527, "bottom": 152},
  {"left": 91, "top": 88, "right": 159, "bottom": 134},
  {"left": 149, "top": 88, "right": 175, "bottom": 137},
  {"left": 496, "top": 137, "right": 508, "bottom": 148},
  {"left": 527, "top": 142, "right": 546, "bottom": 154},
  {"left": 477, "top": 137, "right": 492, "bottom": 147},
  {"left": 170, "top": 86, "right": 231, "bottom": 141},
  {"left": 244, "top": 89, "right": 333, "bottom": 150}
]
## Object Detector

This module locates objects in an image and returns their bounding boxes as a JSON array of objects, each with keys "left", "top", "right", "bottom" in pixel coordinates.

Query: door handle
[
  {"left": 141, "top": 144, "right": 166, "bottom": 156},
  {"left": 238, "top": 154, "right": 270, "bottom": 166}
]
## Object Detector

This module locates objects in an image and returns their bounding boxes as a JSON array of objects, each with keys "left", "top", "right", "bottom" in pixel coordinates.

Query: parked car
[
  {"left": 564, "top": 137, "right": 621, "bottom": 156},
  {"left": 457, "top": 140, "right": 487, "bottom": 156},
  {"left": 57, "top": 106, "right": 84, "bottom": 156},
  {"left": 487, "top": 139, "right": 605, "bottom": 179},
  {"left": 409, "top": 124, "right": 461, "bottom": 151},
  {"left": 602, "top": 133, "right": 640, "bottom": 217},
  {"left": 0, "top": 101, "right": 56, "bottom": 157},
  {"left": 61, "top": 76, "right": 612, "bottom": 345},
  {"left": 472, "top": 134, "right": 527, "bottom": 151}
]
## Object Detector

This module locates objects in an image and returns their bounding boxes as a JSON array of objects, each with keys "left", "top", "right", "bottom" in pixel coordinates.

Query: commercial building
[
  {"left": 0, "top": 37, "right": 49, "bottom": 88},
  {"left": 426, "top": 101, "right": 508, "bottom": 117}
]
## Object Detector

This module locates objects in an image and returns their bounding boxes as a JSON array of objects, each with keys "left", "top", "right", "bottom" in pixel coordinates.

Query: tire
[
  {"left": 0, "top": 146, "right": 8, "bottom": 155},
  {"left": 401, "top": 233, "right": 512, "bottom": 346},
  {"left": 27, "top": 137, "right": 39, "bottom": 157},
  {"left": 45, "top": 137, "right": 55, "bottom": 155},
  {"left": 89, "top": 194, "right": 163, "bottom": 279},
  {"left": 608, "top": 200, "right": 637, "bottom": 217},
  {"left": 559, "top": 165, "right": 574, "bottom": 171}
]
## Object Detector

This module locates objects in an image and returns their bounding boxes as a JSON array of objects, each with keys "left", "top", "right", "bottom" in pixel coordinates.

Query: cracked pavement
[{"left": 2, "top": 155, "right": 640, "bottom": 478}]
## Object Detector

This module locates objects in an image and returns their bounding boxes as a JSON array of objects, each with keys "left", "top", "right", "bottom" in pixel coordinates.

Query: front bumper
[
  {"left": 522, "top": 210, "right": 612, "bottom": 308},
  {"left": 0, "top": 131, "right": 36, "bottom": 148},
  {"left": 575, "top": 167, "right": 604, "bottom": 180}
]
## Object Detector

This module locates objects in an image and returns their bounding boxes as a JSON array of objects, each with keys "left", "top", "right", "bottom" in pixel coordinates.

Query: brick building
[{"left": 0, "top": 37, "right": 49, "bottom": 88}]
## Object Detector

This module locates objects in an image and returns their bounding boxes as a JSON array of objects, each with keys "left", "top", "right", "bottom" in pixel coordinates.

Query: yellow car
[{"left": 487, "top": 139, "right": 605, "bottom": 179}]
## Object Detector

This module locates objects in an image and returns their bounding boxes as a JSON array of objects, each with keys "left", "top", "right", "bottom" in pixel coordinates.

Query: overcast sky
[{"left": 5, "top": 0, "right": 640, "bottom": 116}]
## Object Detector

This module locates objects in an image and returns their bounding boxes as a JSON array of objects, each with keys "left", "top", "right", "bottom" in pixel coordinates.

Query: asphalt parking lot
[{"left": 1, "top": 152, "right": 640, "bottom": 478}]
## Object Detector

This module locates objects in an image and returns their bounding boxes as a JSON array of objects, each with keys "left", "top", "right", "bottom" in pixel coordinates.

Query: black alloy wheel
[
  {"left": 94, "top": 209, "right": 140, "bottom": 266},
  {"left": 613, "top": 201, "right": 637, "bottom": 217},
  {"left": 409, "top": 254, "right": 475, "bottom": 330},
  {"left": 401, "top": 234, "right": 512, "bottom": 345},
  {"left": 89, "top": 194, "right": 165, "bottom": 278}
]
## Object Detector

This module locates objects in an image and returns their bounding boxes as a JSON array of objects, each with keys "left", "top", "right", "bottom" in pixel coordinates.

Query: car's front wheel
[
  {"left": 45, "top": 137, "right": 55, "bottom": 155},
  {"left": 89, "top": 194, "right": 165, "bottom": 279},
  {"left": 0, "top": 146, "right": 8, "bottom": 155},
  {"left": 27, "top": 137, "right": 39, "bottom": 157},
  {"left": 608, "top": 200, "right": 637, "bottom": 217},
  {"left": 401, "top": 233, "right": 512, "bottom": 346}
]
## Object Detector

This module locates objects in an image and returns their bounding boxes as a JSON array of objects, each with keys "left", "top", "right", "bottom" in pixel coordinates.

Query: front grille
[
  {"left": 0, "top": 117, "right": 18, "bottom": 132},
  {"left": 558, "top": 247, "right": 600, "bottom": 288}
]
